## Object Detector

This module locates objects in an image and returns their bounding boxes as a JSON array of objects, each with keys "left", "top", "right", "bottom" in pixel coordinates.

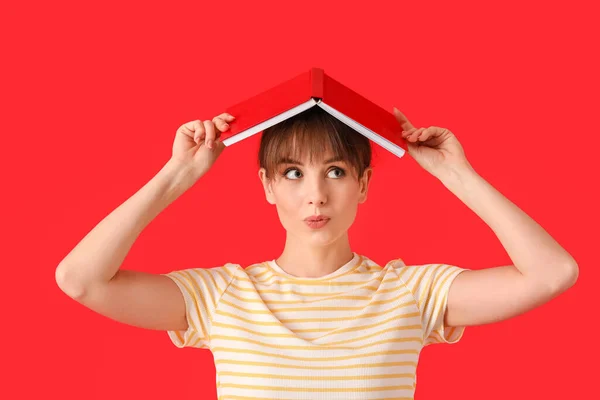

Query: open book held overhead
[{"left": 219, "top": 67, "right": 408, "bottom": 158}]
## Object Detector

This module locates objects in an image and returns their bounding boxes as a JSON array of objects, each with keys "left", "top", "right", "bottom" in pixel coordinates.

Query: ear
[
  {"left": 258, "top": 168, "right": 276, "bottom": 205},
  {"left": 358, "top": 167, "right": 373, "bottom": 204}
]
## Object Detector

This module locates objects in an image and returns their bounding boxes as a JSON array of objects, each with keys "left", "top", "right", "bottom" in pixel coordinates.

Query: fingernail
[
  {"left": 223, "top": 123, "right": 229, "bottom": 129},
  {"left": 207, "top": 139, "right": 213, "bottom": 149}
]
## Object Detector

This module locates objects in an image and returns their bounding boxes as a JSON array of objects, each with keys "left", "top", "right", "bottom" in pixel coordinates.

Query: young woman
[{"left": 55, "top": 106, "right": 578, "bottom": 399}]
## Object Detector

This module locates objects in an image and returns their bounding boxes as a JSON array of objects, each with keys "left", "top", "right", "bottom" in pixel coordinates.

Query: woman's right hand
[{"left": 168, "top": 113, "right": 235, "bottom": 183}]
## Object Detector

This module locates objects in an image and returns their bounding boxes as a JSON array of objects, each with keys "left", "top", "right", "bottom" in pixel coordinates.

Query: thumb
[
  {"left": 207, "top": 138, "right": 226, "bottom": 159},
  {"left": 393, "top": 107, "right": 415, "bottom": 131},
  {"left": 195, "top": 137, "right": 226, "bottom": 159},
  {"left": 214, "top": 138, "right": 226, "bottom": 153},
  {"left": 406, "top": 141, "right": 420, "bottom": 158}
]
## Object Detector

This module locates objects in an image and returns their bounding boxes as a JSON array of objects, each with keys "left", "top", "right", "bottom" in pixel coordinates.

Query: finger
[
  {"left": 409, "top": 128, "right": 426, "bottom": 142},
  {"left": 393, "top": 107, "right": 415, "bottom": 131},
  {"left": 403, "top": 127, "right": 424, "bottom": 142},
  {"left": 421, "top": 126, "right": 446, "bottom": 141},
  {"left": 422, "top": 126, "right": 445, "bottom": 141},
  {"left": 215, "top": 112, "right": 236, "bottom": 122},
  {"left": 203, "top": 120, "right": 216, "bottom": 149},
  {"left": 402, "top": 127, "right": 418, "bottom": 138},
  {"left": 180, "top": 125, "right": 194, "bottom": 136},
  {"left": 417, "top": 127, "right": 433, "bottom": 141},
  {"left": 181, "top": 120, "right": 205, "bottom": 144},
  {"left": 212, "top": 116, "right": 231, "bottom": 133}
]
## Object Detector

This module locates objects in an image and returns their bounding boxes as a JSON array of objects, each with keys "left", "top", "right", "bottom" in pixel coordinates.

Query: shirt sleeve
[
  {"left": 161, "top": 263, "right": 239, "bottom": 349},
  {"left": 390, "top": 261, "right": 469, "bottom": 346}
]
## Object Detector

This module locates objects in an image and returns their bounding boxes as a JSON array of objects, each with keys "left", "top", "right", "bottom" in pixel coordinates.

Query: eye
[
  {"left": 282, "top": 167, "right": 346, "bottom": 180},
  {"left": 284, "top": 168, "right": 302, "bottom": 180},
  {"left": 328, "top": 167, "right": 346, "bottom": 179}
]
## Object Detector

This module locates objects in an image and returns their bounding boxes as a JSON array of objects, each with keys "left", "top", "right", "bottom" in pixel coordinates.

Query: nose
[{"left": 306, "top": 176, "right": 327, "bottom": 206}]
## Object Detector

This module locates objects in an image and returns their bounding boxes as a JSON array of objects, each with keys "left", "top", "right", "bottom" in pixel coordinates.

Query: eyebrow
[{"left": 278, "top": 156, "right": 344, "bottom": 166}]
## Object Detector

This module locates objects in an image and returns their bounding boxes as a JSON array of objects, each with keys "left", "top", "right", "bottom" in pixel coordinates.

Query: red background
[{"left": 2, "top": 1, "right": 598, "bottom": 399}]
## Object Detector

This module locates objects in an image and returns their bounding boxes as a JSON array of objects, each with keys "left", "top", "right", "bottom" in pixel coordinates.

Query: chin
[
  {"left": 303, "top": 226, "right": 347, "bottom": 246},
  {"left": 306, "top": 234, "right": 337, "bottom": 247}
]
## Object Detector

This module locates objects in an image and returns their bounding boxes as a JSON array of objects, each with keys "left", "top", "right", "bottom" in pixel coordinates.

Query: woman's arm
[
  {"left": 439, "top": 164, "right": 579, "bottom": 327},
  {"left": 55, "top": 160, "right": 193, "bottom": 330},
  {"left": 55, "top": 116, "right": 232, "bottom": 331},
  {"left": 56, "top": 160, "right": 190, "bottom": 291},
  {"left": 391, "top": 109, "right": 578, "bottom": 328}
]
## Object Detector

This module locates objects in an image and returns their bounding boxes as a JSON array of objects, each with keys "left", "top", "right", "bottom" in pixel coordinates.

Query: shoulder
[
  {"left": 384, "top": 258, "right": 406, "bottom": 269},
  {"left": 219, "top": 262, "right": 245, "bottom": 275},
  {"left": 384, "top": 259, "right": 463, "bottom": 275},
  {"left": 211, "top": 262, "right": 245, "bottom": 283},
  {"left": 384, "top": 260, "right": 468, "bottom": 293},
  {"left": 164, "top": 262, "right": 244, "bottom": 286}
]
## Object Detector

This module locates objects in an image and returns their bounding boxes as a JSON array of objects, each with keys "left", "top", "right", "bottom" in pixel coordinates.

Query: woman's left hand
[{"left": 393, "top": 107, "right": 472, "bottom": 179}]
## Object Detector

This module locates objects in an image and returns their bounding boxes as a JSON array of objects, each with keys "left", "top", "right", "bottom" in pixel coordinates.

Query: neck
[{"left": 275, "top": 233, "right": 354, "bottom": 278}]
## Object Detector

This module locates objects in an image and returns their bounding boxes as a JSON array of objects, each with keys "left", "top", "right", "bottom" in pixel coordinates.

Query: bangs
[{"left": 259, "top": 107, "right": 371, "bottom": 180}]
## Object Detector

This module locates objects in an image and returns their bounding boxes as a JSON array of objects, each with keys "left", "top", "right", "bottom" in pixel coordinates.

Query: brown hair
[{"left": 258, "top": 106, "right": 372, "bottom": 180}]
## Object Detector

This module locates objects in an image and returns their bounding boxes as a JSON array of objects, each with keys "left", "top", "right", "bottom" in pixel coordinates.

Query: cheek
[
  {"left": 272, "top": 189, "right": 305, "bottom": 232},
  {"left": 273, "top": 186, "right": 303, "bottom": 213},
  {"left": 337, "top": 186, "right": 361, "bottom": 214},
  {"left": 340, "top": 196, "right": 359, "bottom": 216},
  {"left": 335, "top": 182, "right": 360, "bottom": 201}
]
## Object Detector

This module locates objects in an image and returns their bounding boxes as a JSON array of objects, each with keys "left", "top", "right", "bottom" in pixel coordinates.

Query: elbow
[
  {"left": 55, "top": 263, "right": 87, "bottom": 300},
  {"left": 563, "top": 261, "right": 579, "bottom": 288},
  {"left": 551, "top": 260, "right": 579, "bottom": 294}
]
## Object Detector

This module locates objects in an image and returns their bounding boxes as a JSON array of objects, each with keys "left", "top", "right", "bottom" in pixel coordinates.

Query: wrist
[
  {"left": 436, "top": 161, "right": 478, "bottom": 190},
  {"left": 158, "top": 159, "right": 199, "bottom": 197}
]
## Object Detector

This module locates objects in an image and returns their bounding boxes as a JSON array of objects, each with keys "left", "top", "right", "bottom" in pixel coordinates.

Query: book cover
[{"left": 220, "top": 68, "right": 407, "bottom": 158}]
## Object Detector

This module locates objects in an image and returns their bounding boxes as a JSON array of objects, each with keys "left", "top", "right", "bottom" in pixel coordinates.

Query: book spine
[{"left": 310, "top": 67, "right": 324, "bottom": 100}]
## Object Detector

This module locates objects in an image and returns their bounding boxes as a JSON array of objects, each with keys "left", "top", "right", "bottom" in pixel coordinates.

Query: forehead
[{"left": 277, "top": 153, "right": 345, "bottom": 166}]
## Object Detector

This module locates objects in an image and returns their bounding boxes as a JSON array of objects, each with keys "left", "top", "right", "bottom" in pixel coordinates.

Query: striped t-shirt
[{"left": 163, "top": 252, "right": 468, "bottom": 400}]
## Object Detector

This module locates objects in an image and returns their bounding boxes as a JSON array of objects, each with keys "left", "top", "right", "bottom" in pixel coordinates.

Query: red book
[{"left": 220, "top": 67, "right": 408, "bottom": 158}]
